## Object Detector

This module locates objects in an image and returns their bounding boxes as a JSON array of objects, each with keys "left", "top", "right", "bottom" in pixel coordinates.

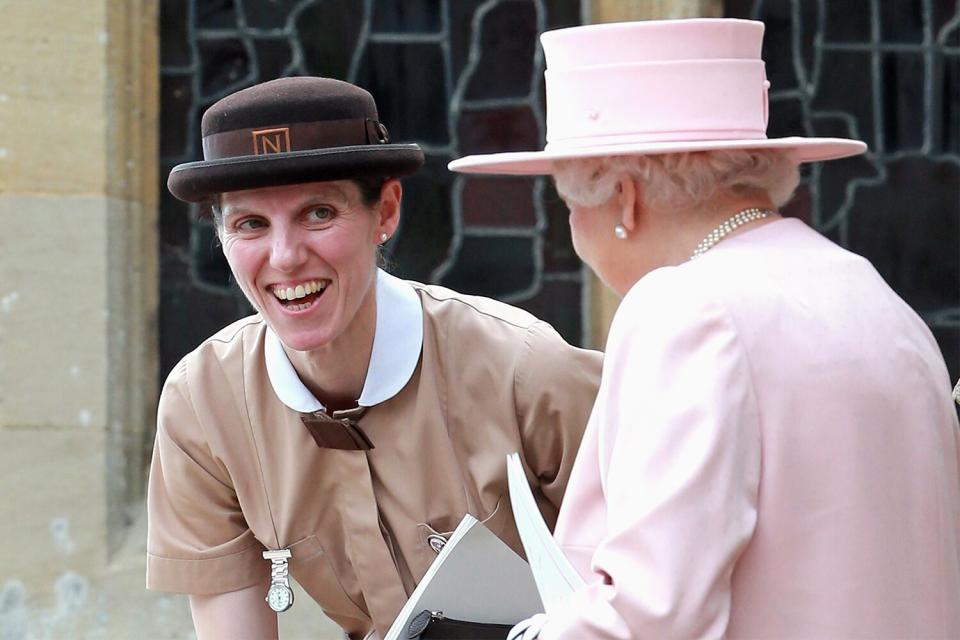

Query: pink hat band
[
  {"left": 545, "top": 60, "right": 770, "bottom": 149},
  {"left": 448, "top": 19, "right": 866, "bottom": 175}
]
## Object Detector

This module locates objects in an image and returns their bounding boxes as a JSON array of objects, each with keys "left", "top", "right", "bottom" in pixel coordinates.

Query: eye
[
  {"left": 305, "top": 206, "right": 334, "bottom": 223},
  {"left": 235, "top": 217, "right": 266, "bottom": 231}
]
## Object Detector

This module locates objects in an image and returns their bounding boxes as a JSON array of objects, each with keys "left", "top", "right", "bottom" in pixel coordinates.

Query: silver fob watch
[{"left": 263, "top": 549, "right": 294, "bottom": 612}]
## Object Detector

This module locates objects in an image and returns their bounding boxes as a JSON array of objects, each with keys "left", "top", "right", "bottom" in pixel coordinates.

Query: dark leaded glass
[
  {"left": 881, "top": 53, "right": 926, "bottom": 151},
  {"left": 387, "top": 154, "right": 454, "bottom": 282},
  {"left": 160, "top": 75, "right": 193, "bottom": 157},
  {"left": 880, "top": 0, "right": 925, "bottom": 43},
  {"left": 753, "top": 0, "right": 798, "bottom": 91},
  {"left": 811, "top": 51, "right": 876, "bottom": 148},
  {"left": 940, "top": 54, "right": 960, "bottom": 153},
  {"left": 251, "top": 38, "right": 294, "bottom": 81},
  {"left": 198, "top": 37, "right": 251, "bottom": 97},
  {"left": 448, "top": 0, "right": 496, "bottom": 83},
  {"left": 457, "top": 106, "right": 540, "bottom": 153},
  {"left": 372, "top": 0, "right": 443, "bottom": 32},
  {"left": 296, "top": 0, "right": 365, "bottom": 80},
  {"left": 244, "top": 0, "right": 304, "bottom": 30},
  {"left": 439, "top": 235, "right": 536, "bottom": 298},
  {"left": 355, "top": 43, "right": 450, "bottom": 144},
  {"left": 823, "top": 0, "right": 872, "bottom": 43},
  {"left": 847, "top": 158, "right": 960, "bottom": 313},
  {"left": 463, "top": 0, "right": 539, "bottom": 100},
  {"left": 160, "top": 0, "right": 191, "bottom": 67},
  {"left": 461, "top": 177, "right": 537, "bottom": 228},
  {"left": 196, "top": 0, "right": 237, "bottom": 30},
  {"left": 159, "top": 251, "right": 248, "bottom": 379}
]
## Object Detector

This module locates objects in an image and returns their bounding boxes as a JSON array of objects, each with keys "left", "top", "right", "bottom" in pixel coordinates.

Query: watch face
[{"left": 266, "top": 584, "right": 293, "bottom": 612}]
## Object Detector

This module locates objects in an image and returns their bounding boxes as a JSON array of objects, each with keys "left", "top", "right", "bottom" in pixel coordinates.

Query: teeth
[{"left": 273, "top": 280, "right": 328, "bottom": 301}]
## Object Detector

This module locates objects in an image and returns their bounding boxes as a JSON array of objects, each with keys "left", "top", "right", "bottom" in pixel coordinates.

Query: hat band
[
  {"left": 201, "top": 118, "right": 390, "bottom": 161},
  {"left": 545, "top": 59, "right": 769, "bottom": 146}
]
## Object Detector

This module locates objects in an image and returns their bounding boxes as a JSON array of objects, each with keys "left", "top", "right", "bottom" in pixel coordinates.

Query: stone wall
[{"left": 0, "top": 1, "right": 162, "bottom": 636}]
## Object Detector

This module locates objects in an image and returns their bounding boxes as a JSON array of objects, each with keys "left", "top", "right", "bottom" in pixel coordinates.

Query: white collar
[{"left": 264, "top": 269, "right": 424, "bottom": 412}]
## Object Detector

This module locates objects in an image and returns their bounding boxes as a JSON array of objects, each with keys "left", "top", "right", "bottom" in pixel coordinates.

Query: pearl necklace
[{"left": 690, "top": 207, "right": 773, "bottom": 260}]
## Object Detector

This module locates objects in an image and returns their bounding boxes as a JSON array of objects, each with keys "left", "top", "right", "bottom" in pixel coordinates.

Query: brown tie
[{"left": 300, "top": 407, "right": 374, "bottom": 450}]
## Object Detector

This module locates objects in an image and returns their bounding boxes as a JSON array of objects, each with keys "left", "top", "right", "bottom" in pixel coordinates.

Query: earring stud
[
  {"left": 380, "top": 232, "right": 388, "bottom": 243},
  {"left": 614, "top": 224, "right": 627, "bottom": 240}
]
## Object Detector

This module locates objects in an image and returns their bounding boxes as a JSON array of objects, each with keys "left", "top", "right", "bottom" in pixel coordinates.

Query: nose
[{"left": 269, "top": 226, "right": 308, "bottom": 272}]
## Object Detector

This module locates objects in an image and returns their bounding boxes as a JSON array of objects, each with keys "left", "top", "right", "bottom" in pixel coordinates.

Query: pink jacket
[{"left": 545, "top": 219, "right": 960, "bottom": 639}]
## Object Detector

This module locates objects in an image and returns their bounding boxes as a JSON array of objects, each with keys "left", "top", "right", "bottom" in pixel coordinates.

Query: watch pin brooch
[{"left": 263, "top": 549, "right": 294, "bottom": 612}]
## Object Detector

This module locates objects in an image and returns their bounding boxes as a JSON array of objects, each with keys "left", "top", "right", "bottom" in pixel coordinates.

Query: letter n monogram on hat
[{"left": 253, "top": 127, "right": 291, "bottom": 155}]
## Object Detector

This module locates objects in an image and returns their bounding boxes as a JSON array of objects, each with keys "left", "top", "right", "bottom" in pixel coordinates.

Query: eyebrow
[{"left": 221, "top": 184, "right": 352, "bottom": 220}]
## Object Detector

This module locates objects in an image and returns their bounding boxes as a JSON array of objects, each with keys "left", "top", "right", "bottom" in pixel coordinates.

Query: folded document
[{"left": 384, "top": 452, "right": 584, "bottom": 639}]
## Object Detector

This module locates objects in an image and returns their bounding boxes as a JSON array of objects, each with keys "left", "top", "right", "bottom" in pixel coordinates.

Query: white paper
[
  {"left": 384, "top": 514, "right": 543, "bottom": 640},
  {"left": 506, "top": 452, "right": 585, "bottom": 613}
]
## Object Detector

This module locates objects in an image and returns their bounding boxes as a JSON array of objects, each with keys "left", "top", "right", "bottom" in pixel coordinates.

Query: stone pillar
[
  {"left": 0, "top": 0, "right": 158, "bottom": 635},
  {"left": 585, "top": 0, "right": 722, "bottom": 348}
]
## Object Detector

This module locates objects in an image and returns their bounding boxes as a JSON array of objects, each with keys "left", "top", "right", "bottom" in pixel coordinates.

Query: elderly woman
[
  {"left": 146, "top": 77, "right": 601, "bottom": 640},
  {"left": 451, "top": 18, "right": 960, "bottom": 640}
]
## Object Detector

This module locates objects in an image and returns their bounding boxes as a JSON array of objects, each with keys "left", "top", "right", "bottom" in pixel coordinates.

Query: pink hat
[{"left": 448, "top": 19, "right": 866, "bottom": 175}]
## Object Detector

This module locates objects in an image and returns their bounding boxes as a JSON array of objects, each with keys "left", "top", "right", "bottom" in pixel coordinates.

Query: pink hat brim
[{"left": 448, "top": 137, "right": 867, "bottom": 175}]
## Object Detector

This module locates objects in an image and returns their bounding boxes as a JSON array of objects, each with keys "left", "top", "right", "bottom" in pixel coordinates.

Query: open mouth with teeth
[{"left": 272, "top": 279, "right": 329, "bottom": 312}]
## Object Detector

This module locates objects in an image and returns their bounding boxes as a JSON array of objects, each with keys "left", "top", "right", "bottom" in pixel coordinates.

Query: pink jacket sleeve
[{"left": 542, "top": 283, "right": 762, "bottom": 639}]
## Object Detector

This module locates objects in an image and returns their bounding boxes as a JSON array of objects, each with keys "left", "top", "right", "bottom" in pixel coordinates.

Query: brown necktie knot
[{"left": 300, "top": 408, "right": 373, "bottom": 450}]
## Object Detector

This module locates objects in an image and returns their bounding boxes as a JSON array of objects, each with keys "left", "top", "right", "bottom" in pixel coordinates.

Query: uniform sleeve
[
  {"left": 146, "top": 360, "right": 267, "bottom": 595},
  {"left": 514, "top": 321, "right": 603, "bottom": 518},
  {"left": 541, "top": 283, "right": 762, "bottom": 640}
]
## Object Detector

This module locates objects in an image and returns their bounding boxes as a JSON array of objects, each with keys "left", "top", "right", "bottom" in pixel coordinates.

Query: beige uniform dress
[{"left": 146, "top": 270, "right": 602, "bottom": 639}]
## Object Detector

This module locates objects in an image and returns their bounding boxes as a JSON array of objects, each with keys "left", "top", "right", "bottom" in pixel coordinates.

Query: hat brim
[
  {"left": 448, "top": 137, "right": 866, "bottom": 175},
  {"left": 168, "top": 144, "right": 425, "bottom": 203}
]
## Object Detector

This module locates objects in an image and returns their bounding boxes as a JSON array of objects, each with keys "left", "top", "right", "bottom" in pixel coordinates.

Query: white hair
[{"left": 552, "top": 149, "right": 801, "bottom": 210}]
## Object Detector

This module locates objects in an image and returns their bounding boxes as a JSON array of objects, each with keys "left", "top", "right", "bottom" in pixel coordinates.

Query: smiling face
[{"left": 219, "top": 179, "right": 399, "bottom": 352}]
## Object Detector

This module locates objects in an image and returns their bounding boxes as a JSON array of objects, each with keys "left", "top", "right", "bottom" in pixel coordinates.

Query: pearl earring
[
  {"left": 614, "top": 224, "right": 627, "bottom": 240},
  {"left": 380, "top": 232, "right": 388, "bottom": 243}
]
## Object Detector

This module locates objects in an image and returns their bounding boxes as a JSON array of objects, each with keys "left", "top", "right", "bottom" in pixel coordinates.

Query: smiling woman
[
  {"left": 147, "top": 76, "right": 602, "bottom": 640},
  {"left": 217, "top": 179, "right": 393, "bottom": 363}
]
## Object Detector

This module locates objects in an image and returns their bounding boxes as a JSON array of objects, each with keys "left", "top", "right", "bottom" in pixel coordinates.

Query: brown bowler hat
[{"left": 167, "top": 76, "right": 425, "bottom": 203}]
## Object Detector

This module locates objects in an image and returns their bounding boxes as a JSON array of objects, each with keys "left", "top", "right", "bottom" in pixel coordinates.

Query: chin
[{"left": 272, "top": 326, "right": 337, "bottom": 352}]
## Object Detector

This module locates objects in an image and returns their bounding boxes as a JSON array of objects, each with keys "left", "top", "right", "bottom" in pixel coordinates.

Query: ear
[
  {"left": 617, "top": 176, "right": 641, "bottom": 232},
  {"left": 375, "top": 178, "right": 402, "bottom": 240}
]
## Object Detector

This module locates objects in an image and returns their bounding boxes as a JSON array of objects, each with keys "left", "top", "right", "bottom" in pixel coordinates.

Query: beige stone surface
[
  {"left": 0, "top": 1, "right": 109, "bottom": 194},
  {"left": 0, "top": 194, "right": 110, "bottom": 430},
  {"left": 0, "top": 430, "right": 107, "bottom": 590},
  {"left": 0, "top": 1, "right": 339, "bottom": 638},
  {"left": 590, "top": 0, "right": 722, "bottom": 21},
  {"left": 0, "top": 426, "right": 342, "bottom": 640}
]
